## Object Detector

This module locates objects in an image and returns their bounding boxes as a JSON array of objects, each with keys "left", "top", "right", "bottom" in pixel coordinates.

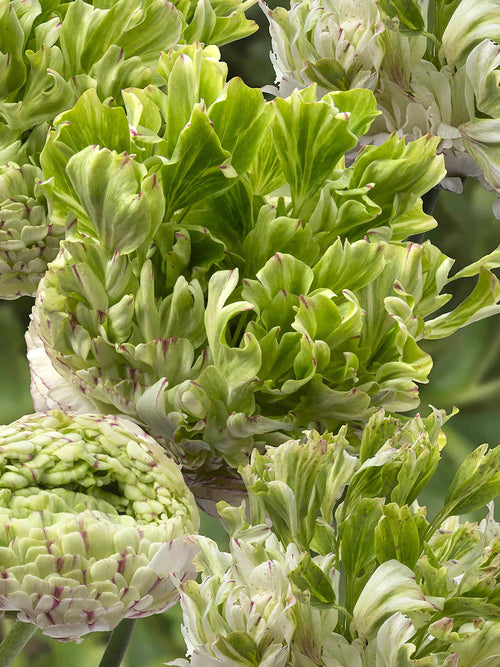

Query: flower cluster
[
  {"left": 25, "top": 46, "right": 500, "bottom": 503},
  {"left": 266, "top": 0, "right": 500, "bottom": 215},
  {"left": 0, "top": 0, "right": 257, "bottom": 298},
  {"left": 0, "top": 0, "right": 500, "bottom": 662},
  {"left": 0, "top": 410, "right": 199, "bottom": 641},
  {"left": 171, "top": 413, "right": 500, "bottom": 666},
  {"left": 0, "top": 163, "right": 64, "bottom": 299}
]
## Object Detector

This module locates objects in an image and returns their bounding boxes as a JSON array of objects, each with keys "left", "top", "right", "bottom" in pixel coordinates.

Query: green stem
[
  {"left": 174, "top": 205, "right": 192, "bottom": 226},
  {"left": 412, "top": 610, "right": 443, "bottom": 655},
  {"left": 99, "top": 619, "right": 137, "bottom": 667},
  {"left": 422, "top": 31, "right": 441, "bottom": 48},
  {"left": 410, "top": 186, "right": 441, "bottom": 244},
  {"left": 422, "top": 185, "right": 441, "bottom": 217},
  {"left": 230, "top": 309, "right": 251, "bottom": 346},
  {"left": 0, "top": 622, "right": 37, "bottom": 667},
  {"left": 424, "top": 506, "right": 450, "bottom": 542}
]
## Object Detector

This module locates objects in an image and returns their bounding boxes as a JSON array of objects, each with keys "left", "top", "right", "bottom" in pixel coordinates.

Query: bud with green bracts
[
  {"left": 171, "top": 411, "right": 500, "bottom": 666},
  {"left": 266, "top": 0, "right": 500, "bottom": 217},
  {"left": 0, "top": 163, "right": 63, "bottom": 299},
  {"left": 27, "top": 60, "right": 500, "bottom": 500},
  {"left": 0, "top": 410, "right": 199, "bottom": 641}
]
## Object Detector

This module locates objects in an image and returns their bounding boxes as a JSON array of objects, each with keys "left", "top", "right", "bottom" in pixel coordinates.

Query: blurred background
[{"left": 2, "top": 5, "right": 500, "bottom": 664}]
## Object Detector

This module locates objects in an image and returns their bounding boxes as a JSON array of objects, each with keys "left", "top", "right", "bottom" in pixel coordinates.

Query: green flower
[
  {"left": 26, "top": 63, "right": 500, "bottom": 497},
  {"left": 28, "top": 231, "right": 500, "bottom": 475},
  {"left": 0, "top": 0, "right": 258, "bottom": 298},
  {"left": 0, "top": 0, "right": 256, "bottom": 148},
  {"left": 351, "top": 560, "right": 440, "bottom": 641},
  {"left": 171, "top": 413, "right": 500, "bottom": 666},
  {"left": 169, "top": 527, "right": 333, "bottom": 667},
  {"left": 266, "top": 0, "right": 500, "bottom": 216},
  {"left": 0, "top": 163, "right": 63, "bottom": 299},
  {"left": 0, "top": 410, "right": 199, "bottom": 641}
]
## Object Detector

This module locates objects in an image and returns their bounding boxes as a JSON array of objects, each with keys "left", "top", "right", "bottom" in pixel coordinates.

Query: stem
[
  {"left": 410, "top": 186, "right": 441, "bottom": 244},
  {"left": 412, "top": 610, "right": 443, "bottom": 655},
  {"left": 422, "top": 186, "right": 441, "bottom": 217},
  {"left": 0, "top": 621, "right": 37, "bottom": 667},
  {"left": 174, "top": 205, "right": 192, "bottom": 226},
  {"left": 99, "top": 619, "right": 137, "bottom": 667},
  {"left": 230, "top": 309, "right": 251, "bottom": 346},
  {"left": 422, "top": 31, "right": 441, "bottom": 49},
  {"left": 423, "top": 506, "right": 449, "bottom": 542}
]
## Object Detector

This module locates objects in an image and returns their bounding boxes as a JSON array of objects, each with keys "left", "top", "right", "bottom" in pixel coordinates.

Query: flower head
[
  {"left": 0, "top": 0, "right": 258, "bottom": 298},
  {"left": 0, "top": 410, "right": 199, "bottom": 641},
  {"left": 26, "top": 56, "right": 500, "bottom": 499},
  {"left": 266, "top": 0, "right": 386, "bottom": 96},
  {"left": 171, "top": 412, "right": 500, "bottom": 665},
  {"left": 0, "top": 163, "right": 63, "bottom": 299},
  {"left": 266, "top": 0, "right": 500, "bottom": 215}
]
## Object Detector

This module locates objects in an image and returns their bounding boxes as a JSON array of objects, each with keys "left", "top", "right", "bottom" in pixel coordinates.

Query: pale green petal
[{"left": 441, "top": 0, "right": 500, "bottom": 66}]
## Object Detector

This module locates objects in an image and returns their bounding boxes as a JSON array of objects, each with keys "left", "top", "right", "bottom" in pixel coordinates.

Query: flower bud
[{"left": 0, "top": 410, "right": 199, "bottom": 641}]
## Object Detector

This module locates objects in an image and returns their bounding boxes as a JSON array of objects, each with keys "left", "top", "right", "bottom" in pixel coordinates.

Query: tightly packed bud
[
  {"left": 0, "top": 163, "right": 63, "bottom": 299},
  {"left": 266, "top": 0, "right": 386, "bottom": 96},
  {"left": 0, "top": 410, "right": 199, "bottom": 641}
]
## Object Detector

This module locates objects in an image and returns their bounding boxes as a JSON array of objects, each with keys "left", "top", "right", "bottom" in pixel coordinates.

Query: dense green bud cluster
[
  {"left": 266, "top": 0, "right": 500, "bottom": 215},
  {"left": 171, "top": 413, "right": 500, "bottom": 666},
  {"left": 0, "top": 163, "right": 63, "bottom": 298},
  {"left": 26, "top": 47, "right": 500, "bottom": 499},
  {"left": 0, "top": 410, "right": 199, "bottom": 640}
]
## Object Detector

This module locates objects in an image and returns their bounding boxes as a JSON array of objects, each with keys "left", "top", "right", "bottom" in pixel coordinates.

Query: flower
[
  {"left": 266, "top": 0, "right": 500, "bottom": 216},
  {"left": 26, "top": 62, "right": 500, "bottom": 499},
  {"left": 0, "top": 163, "right": 63, "bottom": 299},
  {"left": 0, "top": 410, "right": 199, "bottom": 641},
  {"left": 0, "top": 0, "right": 258, "bottom": 298},
  {"left": 351, "top": 560, "right": 440, "bottom": 640},
  {"left": 265, "top": 0, "right": 386, "bottom": 97},
  {"left": 169, "top": 528, "right": 331, "bottom": 667},
  {"left": 171, "top": 412, "right": 500, "bottom": 666}
]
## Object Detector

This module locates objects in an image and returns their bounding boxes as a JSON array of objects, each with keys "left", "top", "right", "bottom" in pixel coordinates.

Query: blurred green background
[{"left": 2, "top": 8, "right": 500, "bottom": 664}]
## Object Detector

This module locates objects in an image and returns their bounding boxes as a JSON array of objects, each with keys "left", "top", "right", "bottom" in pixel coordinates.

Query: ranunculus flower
[
  {"left": 266, "top": 0, "right": 500, "bottom": 216},
  {"left": 0, "top": 163, "right": 63, "bottom": 299},
  {"left": 0, "top": 0, "right": 258, "bottom": 298},
  {"left": 25, "top": 55, "right": 500, "bottom": 501},
  {"left": 0, "top": 410, "right": 199, "bottom": 641},
  {"left": 171, "top": 413, "right": 500, "bottom": 666},
  {"left": 264, "top": 0, "right": 386, "bottom": 96}
]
